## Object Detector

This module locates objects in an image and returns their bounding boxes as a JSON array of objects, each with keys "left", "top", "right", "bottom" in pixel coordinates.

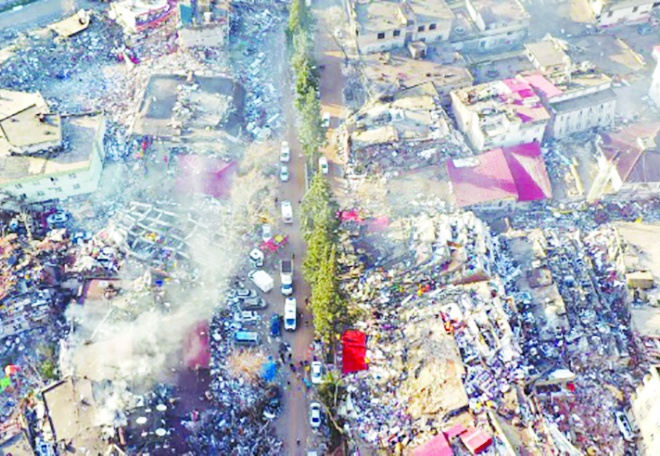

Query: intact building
[
  {"left": 350, "top": 0, "right": 454, "bottom": 54},
  {"left": 0, "top": 89, "right": 106, "bottom": 206},
  {"left": 589, "top": 0, "right": 656, "bottom": 27},
  {"left": 450, "top": 76, "right": 550, "bottom": 151},
  {"left": 464, "top": 0, "right": 530, "bottom": 52}
]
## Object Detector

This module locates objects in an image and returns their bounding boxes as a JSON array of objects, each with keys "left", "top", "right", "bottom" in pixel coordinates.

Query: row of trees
[{"left": 288, "top": 0, "right": 324, "bottom": 160}]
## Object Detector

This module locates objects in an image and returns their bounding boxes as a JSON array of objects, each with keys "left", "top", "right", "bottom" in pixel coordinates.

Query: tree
[
  {"left": 303, "top": 216, "right": 331, "bottom": 284},
  {"left": 298, "top": 89, "right": 324, "bottom": 158},
  {"left": 310, "top": 245, "right": 343, "bottom": 341},
  {"left": 300, "top": 172, "right": 337, "bottom": 237},
  {"left": 288, "top": 0, "right": 310, "bottom": 37}
]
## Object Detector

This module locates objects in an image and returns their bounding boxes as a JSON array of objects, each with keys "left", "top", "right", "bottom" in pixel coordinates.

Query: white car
[
  {"left": 280, "top": 164, "right": 290, "bottom": 182},
  {"left": 234, "top": 310, "right": 260, "bottom": 324},
  {"left": 321, "top": 112, "right": 331, "bottom": 129},
  {"left": 319, "top": 156, "right": 329, "bottom": 175},
  {"left": 309, "top": 402, "right": 322, "bottom": 429},
  {"left": 284, "top": 297, "right": 297, "bottom": 331},
  {"left": 280, "top": 141, "right": 290, "bottom": 163},
  {"left": 261, "top": 224, "right": 272, "bottom": 242},
  {"left": 310, "top": 361, "right": 323, "bottom": 384},
  {"left": 281, "top": 201, "right": 293, "bottom": 224}
]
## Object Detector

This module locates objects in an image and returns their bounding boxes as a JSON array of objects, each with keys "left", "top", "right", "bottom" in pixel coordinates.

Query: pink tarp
[
  {"left": 342, "top": 330, "right": 368, "bottom": 374},
  {"left": 459, "top": 427, "right": 492, "bottom": 455},
  {"left": 176, "top": 155, "right": 236, "bottom": 199},
  {"left": 183, "top": 321, "right": 211, "bottom": 370},
  {"left": 413, "top": 433, "right": 454, "bottom": 456},
  {"left": 338, "top": 210, "right": 364, "bottom": 223}
]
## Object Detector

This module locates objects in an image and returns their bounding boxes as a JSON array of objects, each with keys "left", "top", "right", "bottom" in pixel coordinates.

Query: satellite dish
[
  {"left": 156, "top": 404, "right": 167, "bottom": 412},
  {"left": 136, "top": 416, "right": 148, "bottom": 425},
  {"left": 155, "top": 428, "right": 167, "bottom": 437}
]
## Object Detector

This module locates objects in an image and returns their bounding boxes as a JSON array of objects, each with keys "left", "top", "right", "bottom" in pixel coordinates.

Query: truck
[
  {"left": 248, "top": 270, "right": 274, "bottom": 293},
  {"left": 280, "top": 259, "right": 294, "bottom": 296}
]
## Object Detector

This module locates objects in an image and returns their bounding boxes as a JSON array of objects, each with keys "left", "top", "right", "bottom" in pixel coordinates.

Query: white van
[
  {"left": 281, "top": 201, "right": 293, "bottom": 224},
  {"left": 284, "top": 298, "right": 297, "bottom": 331}
]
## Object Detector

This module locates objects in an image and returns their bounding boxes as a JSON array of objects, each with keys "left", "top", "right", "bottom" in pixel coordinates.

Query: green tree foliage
[
  {"left": 300, "top": 172, "right": 336, "bottom": 236},
  {"left": 288, "top": 0, "right": 310, "bottom": 37},
  {"left": 299, "top": 90, "right": 324, "bottom": 156}
]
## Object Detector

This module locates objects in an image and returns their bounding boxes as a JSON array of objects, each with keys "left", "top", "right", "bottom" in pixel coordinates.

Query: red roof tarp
[
  {"left": 459, "top": 427, "right": 492, "bottom": 455},
  {"left": 341, "top": 330, "right": 368, "bottom": 374},
  {"left": 413, "top": 433, "right": 454, "bottom": 456},
  {"left": 183, "top": 321, "right": 211, "bottom": 370}
]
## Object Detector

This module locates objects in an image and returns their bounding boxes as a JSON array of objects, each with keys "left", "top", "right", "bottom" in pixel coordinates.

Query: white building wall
[
  {"left": 651, "top": 58, "right": 660, "bottom": 108},
  {"left": 0, "top": 118, "right": 106, "bottom": 203},
  {"left": 357, "top": 28, "right": 406, "bottom": 54},
  {"left": 591, "top": 0, "right": 655, "bottom": 27},
  {"left": 551, "top": 99, "right": 616, "bottom": 138},
  {"left": 631, "top": 366, "right": 660, "bottom": 455}
]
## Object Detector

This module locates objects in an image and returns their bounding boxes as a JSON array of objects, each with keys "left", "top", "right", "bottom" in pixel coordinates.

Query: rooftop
[
  {"left": 42, "top": 377, "right": 107, "bottom": 454},
  {"left": 354, "top": 0, "right": 405, "bottom": 35},
  {"left": 0, "top": 115, "right": 102, "bottom": 186},
  {"left": 0, "top": 89, "right": 62, "bottom": 154},
  {"left": 600, "top": 123, "right": 660, "bottom": 184},
  {"left": 550, "top": 87, "right": 617, "bottom": 112},
  {"left": 452, "top": 76, "right": 550, "bottom": 129},
  {"left": 525, "top": 40, "right": 570, "bottom": 69},
  {"left": 468, "top": 0, "right": 530, "bottom": 26},
  {"left": 447, "top": 142, "right": 552, "bottom": 207},
  {"left": 409, "top": 0, "right": 454, "bottom": 23}
]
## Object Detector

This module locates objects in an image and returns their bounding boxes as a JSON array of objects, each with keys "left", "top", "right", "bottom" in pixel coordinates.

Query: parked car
[
  {"left": 318, "top": 156, "right": 329, "bottom": 175},
  {"left": 234, "top": 310, "right": 260, "bottom": 324},
  {"left": 284, "top": 297, "right": 297, "bottom": 331},
  {"left": 280, "top": 164, "right": 290, "bottom": 182},
  {"left": 270, "top": 313, "right": 282, "bottom": 337},
  {"left": 47, "top": 211, "right": 70, "bottom": 226},
  {"left": 228, "top": 289, "right": 257, "bottom": 299},
  {"left": 614, "top": 411, "right": 634, "bottom": 442},
  {"left": 233, "top": 331, "right": 260, "bottom": 346},
  {"left": 261, "top": 223, "right": 272, "bottom": 242},
  {"left": 309, "top": 402, "right": 322, "bottom": 428},
  {"left": 311, "top": 361, "right": 323, "bottom": 384},
  {"left": 321, "top": 112, "right": 331, "bottom": 128},
  {"left": 241, "top": 297, "right": 267, "bottom": 310},
  {"left": 280, "top": 141, "right": 290, "bottom": 163},
  {"left": 281, "top": 201, "right": 293, "bottom": 224},
  {"left": 638, "top": 23, "right": 653, "bottom": 35}
]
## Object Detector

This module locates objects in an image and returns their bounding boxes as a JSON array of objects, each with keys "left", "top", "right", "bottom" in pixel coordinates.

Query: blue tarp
[{"left": 261, "top": 357, "right": 277, "bottom": 381}]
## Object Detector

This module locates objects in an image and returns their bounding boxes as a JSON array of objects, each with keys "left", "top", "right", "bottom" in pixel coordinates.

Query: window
[
  {"left": 418, "top": 25, "right": 425, "bottom": 32},
  {"left": 393, "top": 30, "right": 401, "bottom": 37},
  {"left": 377, "top": 32, "right": 385, "bottom": 40},
  {"left": 73, "top": 184, "right": 81, "bottom": 190},
  {"left": 68, "top": 173, "right": 77, "bottom": 179},
  {"left": 14, "top": 183, "right": 22, "bottom": 190},
  {"left": 54, "top": 187, "right": 62, "bottom": 193},
  {"left": 429, "top": 23, "right": 436, "bottom": 30},
  {"left": 36, "top": 191, "right": 45, "bottom": 197},
  {"left": 633, "top": 6, "right": 638, "bottom": 12},
  {"left": 608, "top": 11, "right": 613, "bottom": 17},
  {"left": 50, "top": 177, "right": 58, "bottom": 183}
]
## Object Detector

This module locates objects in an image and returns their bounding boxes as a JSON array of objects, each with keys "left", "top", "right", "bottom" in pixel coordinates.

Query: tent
[
  {"left": 459, "top": 427, "right": 492, "bottom": 455},
  {"left": 183, "top": 321, "right": 211, "bottom": 369},
  {"left": 413, "top": 433, "right": 453, "bottom": 456},
  {"left": 342, "top": 330, "right": 368, "bottom": 374}
]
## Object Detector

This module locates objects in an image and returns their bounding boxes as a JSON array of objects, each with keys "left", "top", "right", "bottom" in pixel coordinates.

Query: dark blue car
[{"left": 270, "top": 313, "right": 281, "bottom": 337}]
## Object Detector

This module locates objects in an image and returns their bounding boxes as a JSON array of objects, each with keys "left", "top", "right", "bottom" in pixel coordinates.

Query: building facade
[
  {"left": 650, "top": 46, "right": 660, "bottom": 108},
  {"left": 589, "top": 0, "right": 656, "bottom": 27},
  {"left": 450, "top": 76, "right": 550, "bottom": 151},
  {"left": 0, "top": 116, "right": 106, "bottom": 205},
  {"left": 631, "top": 366, "right": 660, "bottom": 455},
  {"left": 350, "top": 0, "right": 454, "bottom": 54},
  {"left": 463, "top": 0, "right": 530, "bottom": 52}
]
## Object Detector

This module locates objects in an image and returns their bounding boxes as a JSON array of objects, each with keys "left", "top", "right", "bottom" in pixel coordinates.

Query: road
[
  {"left": 273, "top": 0, "right": 349, "bottom": 453},
  {"left": 0, "top": 0, "right": 78, "bottom": 39}
]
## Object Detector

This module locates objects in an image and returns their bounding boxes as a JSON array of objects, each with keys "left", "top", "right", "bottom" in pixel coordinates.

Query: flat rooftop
[
  {"left": 409, "top": 0, "right": 454, "bottom": 22},
  {"left": 525, "top": 40, "right": 569, "bottom": 68},
  {"left": 0, "top": 115, "right": 102, "bottom": 186},
  {"left": 0, "top": 89, "right": 62, "bottom": 154},
  {"left": 468, "top": 0, "right": 529, "bottom": 25},
  {"left": 551, "top": 88, "right": 617, "bottom": 113},
  {"left": 355, "top": 0, "right": 405, "bottom": 35}
]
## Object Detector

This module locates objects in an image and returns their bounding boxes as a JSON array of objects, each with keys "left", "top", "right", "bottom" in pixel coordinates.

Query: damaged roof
[
  {"left": 447, "top": 142, "right": 552, "bottom": 207},
  {"left": 599, "top": 123, "right": 660, "bottom": 184}
]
